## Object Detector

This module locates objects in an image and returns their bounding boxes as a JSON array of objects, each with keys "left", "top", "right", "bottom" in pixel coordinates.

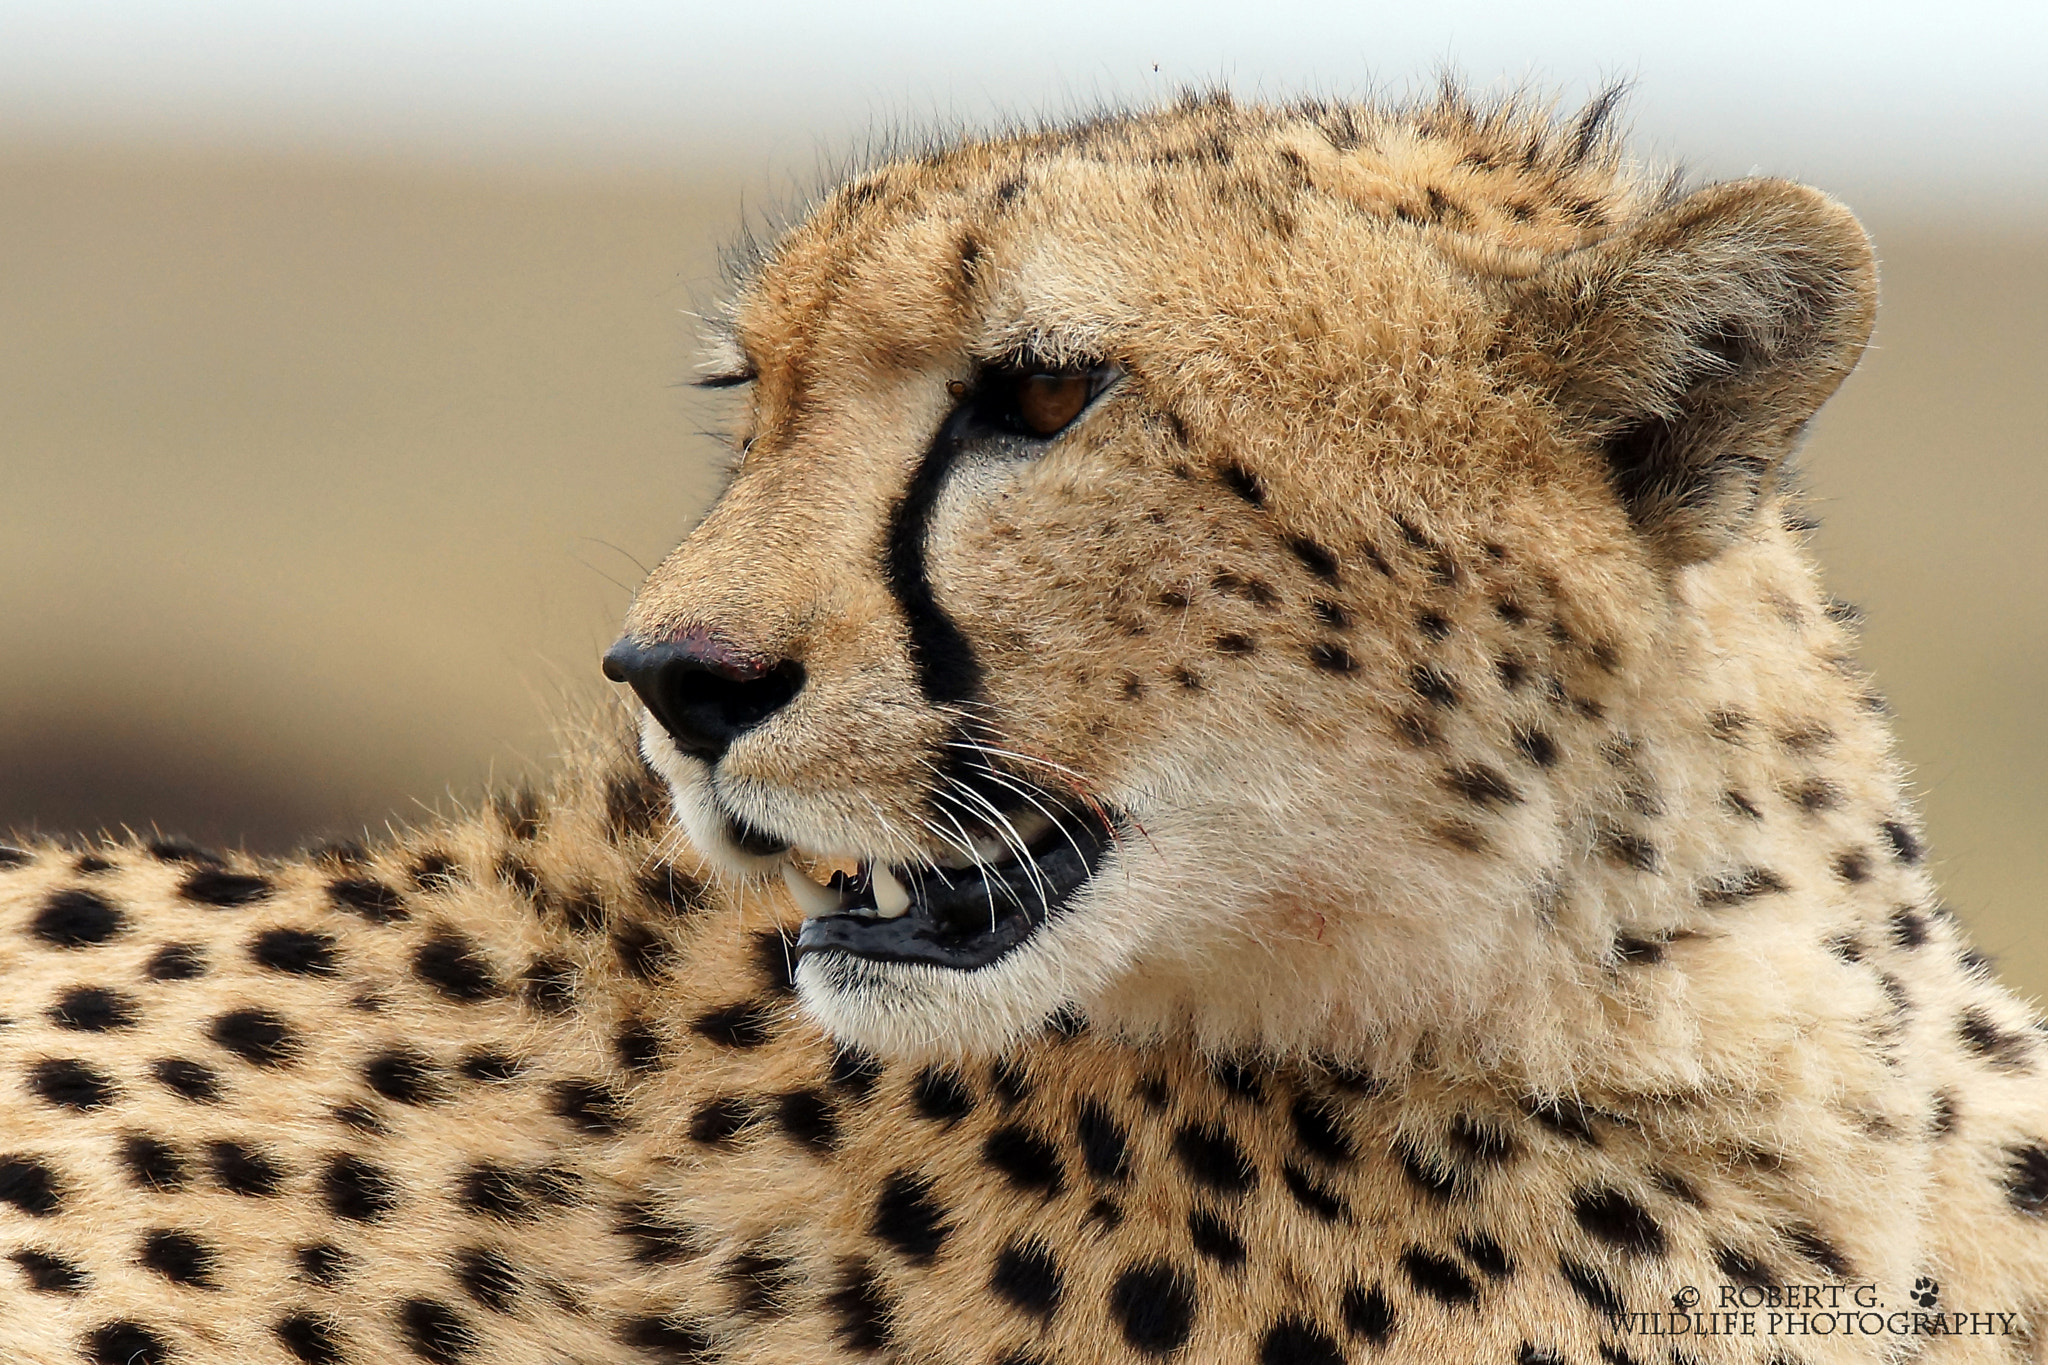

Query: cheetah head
[{"left": 606, "top": 94, "right": 1875, "bottom": 1064}]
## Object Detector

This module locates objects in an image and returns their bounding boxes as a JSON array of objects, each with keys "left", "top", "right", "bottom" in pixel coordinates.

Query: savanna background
[{"left": 2, "top": 3, "right": 2043, "bottom": 997}]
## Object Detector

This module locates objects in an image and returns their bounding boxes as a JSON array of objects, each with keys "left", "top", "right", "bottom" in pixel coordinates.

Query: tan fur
[{"left": 4, "top": 89, "right": 2045, "bottom": 1365}]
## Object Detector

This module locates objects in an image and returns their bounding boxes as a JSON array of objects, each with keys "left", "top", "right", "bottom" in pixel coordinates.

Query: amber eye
[{"left": 1013, "top": 372, "right": 1093, "bottom": 437}]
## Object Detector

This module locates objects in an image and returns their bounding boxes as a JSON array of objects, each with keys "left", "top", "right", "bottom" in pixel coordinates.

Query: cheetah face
[{"left": 607, "top": 105, "right": 1874, "bottom": 1063}]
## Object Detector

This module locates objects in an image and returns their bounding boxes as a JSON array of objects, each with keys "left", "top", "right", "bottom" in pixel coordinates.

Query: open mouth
[{"left": 786, "top": 801, "right": 1117, "bottom": 970}]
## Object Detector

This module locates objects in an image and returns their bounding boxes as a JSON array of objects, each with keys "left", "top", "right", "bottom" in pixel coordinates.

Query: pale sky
[{"left": 2, "top": 1, "right": 2044, "bottom": 206}]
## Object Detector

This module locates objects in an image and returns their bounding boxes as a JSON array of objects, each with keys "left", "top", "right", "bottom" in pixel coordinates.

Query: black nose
[{"left": 602, "top": 633, "right": 805, "bottom": 762}]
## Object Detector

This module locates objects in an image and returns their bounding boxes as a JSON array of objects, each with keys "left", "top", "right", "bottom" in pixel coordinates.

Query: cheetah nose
[{"left": 601, "top": 631, "right": 806, "bottom": 763}]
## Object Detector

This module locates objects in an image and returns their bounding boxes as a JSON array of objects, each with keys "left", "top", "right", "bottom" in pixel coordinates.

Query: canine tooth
[
  {"left": 872, "top": 864, "right": 912, "bottom": 918},
  {"left": 781, "top": 859, "right": 846, "bottom": 917}
]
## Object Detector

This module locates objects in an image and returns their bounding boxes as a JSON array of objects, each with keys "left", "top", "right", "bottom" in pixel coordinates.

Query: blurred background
[{"left": 1, "top": 2, "right": 2043, "bottom": 998}]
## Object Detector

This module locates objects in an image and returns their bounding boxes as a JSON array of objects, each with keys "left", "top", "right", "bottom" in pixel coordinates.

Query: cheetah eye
[{"left": 961, "top": 362, "right": 1119, "bottom": 441}]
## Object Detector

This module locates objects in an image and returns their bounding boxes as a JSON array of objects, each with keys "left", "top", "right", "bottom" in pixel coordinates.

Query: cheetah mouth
[{"left": 786, "top": 802, "right": 1117, "bottom": 971}]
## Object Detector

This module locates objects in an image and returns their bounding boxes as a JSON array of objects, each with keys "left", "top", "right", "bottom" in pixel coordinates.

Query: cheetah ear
[{"left": 1507, "top": 178, "right": 1876, "bottom": 564}]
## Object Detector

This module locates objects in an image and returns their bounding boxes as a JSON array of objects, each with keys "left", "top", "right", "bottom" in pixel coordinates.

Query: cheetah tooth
[
  {"left": 781, "top": 859, "right": 847, "bottom": 917},
  {"left": 872, "top": 863, "right": 912, "bottom": 918}
]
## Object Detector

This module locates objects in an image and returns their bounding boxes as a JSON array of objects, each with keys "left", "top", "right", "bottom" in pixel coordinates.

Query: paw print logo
[{"left": 1909, "top": 1277, "right": 1940, "bottom": 1308}]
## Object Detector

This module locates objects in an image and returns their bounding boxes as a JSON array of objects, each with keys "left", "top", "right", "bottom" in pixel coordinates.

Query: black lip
[{"left": 793, "top": 804, "right": 1117, "bottom": 971}]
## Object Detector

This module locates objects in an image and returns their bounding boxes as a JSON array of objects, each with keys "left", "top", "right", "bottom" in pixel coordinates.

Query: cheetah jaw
[{"left": 784, "top": 803, "right": 1117, "bottom": 971}]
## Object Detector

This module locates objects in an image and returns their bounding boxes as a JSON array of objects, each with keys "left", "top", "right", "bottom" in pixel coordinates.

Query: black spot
[
  {"left": 367, "top": 1048, "right": 446, "bottom": 1104},
  {"left": 139, "top": 1228, "right": 218, "bottom": 1288},
  {"left": 33, "top": 888, "right": 125, "bottom": 947},
  {"left": 1213, "top": 631, "right": 1257, "bottom": 656},
  {"left": 50, "top": 985, "right": 138, "bottom": 1031},
  {"left": 1614, "top": 933, "right": 1665, "bottom": 965},
  {"left": 1281, "top": 1161, "right": 1347, "bottom": 1221},
  {"left": 1287, "top": 536, "right": 1340, "bottom": 581},
  {"left": 333, "top": 1100, "right": 385, "bottom": 1135},
  {"left": 144, "top": 942, "right": 206, "bottom": 981},
  {"left": 826, "top": 1259, "right": 895, "bottom": 1352},
  {"left": 613, "top": 920, "right": 673, "bottom": 981},
  {"left": 1076, "top": 1100, "right": 1130, "bottom": 1181},
  {"left": 616, "top": 1314, "right": 715, "bottom": 1363},
  {"left": 604, "top": 767, "right": 666, "bottom": 841},
  {"left": 1445, "top": 764, "right": 1520, "bottom": 808},
  {"left": 0, "top": 843, "right": 29, "bottom": 868},
  {"left": 1172, "top": 1122, "right": 1257, "bottom": 1195},
  {"left": 1599, "top": 829, "right": 1660, "bottom": 873},
  {"left": 830, "top": 1046, "right": 884, "bottom": 1098},
  {"left": 1931, "top": 1091, "right": 1959, "bottom": 1138},
  {"left": 772, "top": 1088, "right": 839, "bottom": 1153},
  {"left": 752, "top": 930, "right": 797, "bottom": 994},
  {"left": 398, "top": 1297, "right": 476, "bottom": 1364},
  {"left": 638, "top": 861, "right": 704, "bottom": 918},
  {"left": 2002, "top": 1142, "right": 2048, "bottom": 1214},
  {"left": 1495, "top": 656, "right": 1528, "bottom": 690},
  {"left": 458, "top": 1163, "right": 542, "bottom": 1221},
  {"left": 616, "top": 1199, "right": 702, "bottom": 1265},
  {"left": 179, "top": 869, "right": 272, "bottom": 907},
  {"left": 1309, "top": 642, "right": 1358, "bottom": 673},
  {"left": 1787, "top": 778, "right": 1839, "bottom": 813},
  {"left": 1447, "top": 1114, "right": 1516, "bottom": 1166},
  {"left": 1341, "top": 1283, "right": 1394, "bottom": 1342},
  {"left": 1881, "top": 820, "right": 1924, "bottom": 864},
  {"left": 977, "top": 1123, "right": 1068, "bottom": 1204},
  {"left": 521, "top": 955, "right": 575, "bottom": 1014},
  {"left": 1699, "top": 865, "right": 1789, "bottom": 906},
  {"left": 1457, "top": 1233, "right": 1513, "bottom": 1279},
  {"left": 1960, "top": 1010, "right": 2033, "bottom": 1071},
  {"left": 724, "top": 1244, "right": 797, "bottom": 1317},
  {"left": 1782, "top": 1223, "right": 1850, "bottom": 1276},
  {"left": 29, "top": 1056, "right": 117, "bottom": 1110},
  {"left": 1260, "top": 1317, "right": 1344, "bottom": 1365},
  {"left": 276, "top": 1313, "right": 345, "bottom": 1364},
  {"left": 296, "top": 1242, "right": 350, "bottom": 1285},
  {"left": 329, "top": 876, "right": 408, "bottom": 922},
  {"left": 1560, "top": 1255, "right": 1624, "bottom": 1317},
  {"left": 12, "top": 1247, "right": 88, "bottom": 1293},
  {"left": 120, "top": 1134, "right": 187, "bottom": 1191},
  {"left": 1714, "top": 1246, "right": 1775, "bottom": 1288},
  {"left": 1109, "top": 1260, "right": 1196, "bottom": 1356},
  {"left": 251, "top": 927, "right": 339, "bottom": 976},
  {"left": 86, "top": 1321, "right": 170, "bottom": 1365},
  {"left": 990, "top": 1238, "right": 1063, "bottom": 1318},
  {"left": 872, "top": 1170, "right": 950, "bottom": 1262},
  {"left": 210, "top": 1008, "right": 300, "bottom": 1067},
  {"left": 413, "top": 932, "right": 498, "bottom": 1002},
  {"left": 914, "top": 1065, "right": 976, "bottom": 1122},
  {"left": 1833, "top": 849, "right": 1871, "bottom": 883},
  {"left": 1573, "top": 1187, "right": 1666, "bottom": 1257},
  {"left": 455, "top": 1246, "right": 520, "bottom": 1314},
  {"left": 688, "top": 1096, "right": 753, "bottom": 1146},
  {"left": 1220, "top": 462, "right": 1266, "bottom": 507},
  {"left": 1209, "top": 1057, "right": 1266, "bottom": 1104},
  {"left": 1723, "top": 789, "right": 1763, "bottom": 820},
  {"left": 459, "top": 1050, "right": 520, "bottom": 1082},
  {"left": 1402, "top": 1247, "right": 1477, "bottom": 1306},
  {"left": 207, "top": 1139, "right": 285, "bottom": 1196},
  {"left": 0, "top": 1154, "right": 63, "bottom": 1216},
  {"left": 148, "top": 838, "right": 221, "bottom": 865},
  {"left": 1287, "top": 1094, "right": 1353, "bottom": 1162},
  {"left": 1410, "top": 664, "right": 1458, "bottom": 707},
  {"left": 692, "top": 999, "right": 775, "bottom": 1048},
  {"left": 1521, "top": 1096, "right": 1599, "bottom": 1145},
  {"left": 552, "top": 1079, "right": 628, "bottom": 1135},
  {"left": 148, "top": 1056, "right": 220, "bottom": 1104},
  {"left": 1311, "top": 599, "right": 1350, "bottom": 629},
  {"left": 1086, "top": 1195, "right": 1124, "bottom": 1228},
  {"left": 1394, "top": 1138, "right": 1461, "bottom": 1201},
  {"left": 1511, "top": 727, "right": 1558, "bottom": 768},
  {"left": 324, "top": 1152, "right": 398, "bottom": 1222},
  {"left": 1889, "top": 906, "right": 1930, "bottom": 949},
  {"left": 991, "top": 1057, "right": 1032, "bottom": 1106},
  {"left": 1187, "top": 1208, "right": 1245, "bottom": 1266}
]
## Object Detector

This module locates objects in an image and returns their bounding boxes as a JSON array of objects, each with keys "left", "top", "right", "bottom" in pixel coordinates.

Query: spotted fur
[{"left": 5, "top": 88, "right": 2046, "bottom": 1364}]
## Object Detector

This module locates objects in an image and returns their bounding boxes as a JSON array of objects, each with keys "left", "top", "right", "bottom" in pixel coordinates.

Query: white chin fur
[{"left": 636, "top": 713, "right": 781, "bottom": 878}]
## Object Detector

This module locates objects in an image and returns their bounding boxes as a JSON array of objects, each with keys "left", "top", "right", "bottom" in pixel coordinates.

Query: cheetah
[{"left": 4, "top": 86, "right": 2046, "bottom": 1365}]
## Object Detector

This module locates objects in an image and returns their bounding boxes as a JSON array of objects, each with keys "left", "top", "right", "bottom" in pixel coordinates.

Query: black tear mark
[{"left": 885, "top": 405, "right": 987, "bottom": 706}]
